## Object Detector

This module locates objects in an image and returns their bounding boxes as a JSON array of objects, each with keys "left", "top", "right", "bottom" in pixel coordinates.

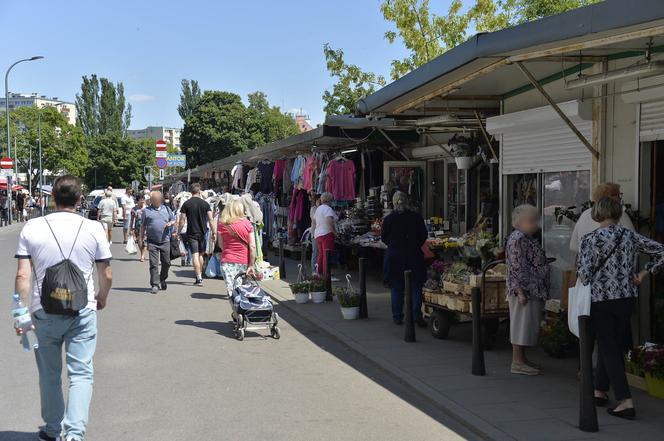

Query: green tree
[
  {"left": 181, "top": 90, "right": 299, "bottom": 167},
  {"left": 85, "top": 134, "right": 153, "bottom": 188},
  {"left": 1, "top": 106, "right": 89, "bottom": 190},
  {"left": 178, "top": 79, "right": 202, "bottom": 121},
  {"left": 75, "top": 74, "right": 132, "bottom": 137},
  {"left": 323, "top": 0, "right": 601, "bottom": 113},
  {"left": 322, "top": 44, "right": 386, "bottom": 116}
]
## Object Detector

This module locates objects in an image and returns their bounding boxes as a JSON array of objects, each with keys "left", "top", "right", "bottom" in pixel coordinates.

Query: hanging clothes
[
  {"left": 257, "top": 161, "right": 275, "bottom": 194},
  {"left": 326, "top": 158, "right": 356, "bottom": 200},
  {"left": 302, "top": 155, "right": 317, "bottom": 191},
  {"left": 290, "top": 155, "right": 305, "bottom": 186},
  {"left": 245, "top": 168, "right": 259, "bottom": 193},
  {"left": 231, "top": 164, "right": 243, "bottom": 190}
]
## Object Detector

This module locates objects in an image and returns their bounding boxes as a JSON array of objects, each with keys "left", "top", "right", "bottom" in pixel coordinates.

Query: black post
[
  {"left": 404, "top": 270, "right": 415, "bottom": 342},
  {"left": 279, "top": 237, "right": 286, "bottom": 279},
  {"left": 578, "top": 315, "right": 598, "bottom": 432},
  {"left": 261, "top": 231, "right": 268, "bottom": 261},
  {"left": 325, "top": 249, "right": 333, "bottom": 301},
  {"left": 471, "top": 287, "right": 486, "bottom": 376},
  {"left": 359, "top": 257, "right": 368, "bottom": 319}
]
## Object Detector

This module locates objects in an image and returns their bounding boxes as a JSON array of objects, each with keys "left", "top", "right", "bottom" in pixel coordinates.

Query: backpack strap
[{"left": 44, "top": 217, "right": 85, "bottom": 260}]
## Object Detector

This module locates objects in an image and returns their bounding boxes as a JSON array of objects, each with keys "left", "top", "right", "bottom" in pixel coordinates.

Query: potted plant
[
  {"left": 334, "top": 286, "right": 360, "bottom": 319},
  {"left": 449, "top": 135, "right": 477, "bottom": 170},
  {"left": 309, "top": 276, "right": 327, "bottom": 304},
  {"left": 539, "top": 319, "right": 578, "bottom": 358},
  {"left": 289, "top": 281, "right": 310, "bottom": 304},
  {"left": 625, "top": 346, "right": 647, "bottom": 391},
  {"left": 644, "top": 344, "right": 664, "bottom": 399}
]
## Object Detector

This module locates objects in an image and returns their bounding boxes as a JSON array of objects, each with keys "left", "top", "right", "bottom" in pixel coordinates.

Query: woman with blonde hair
[{"left": 217, "top": 199, "right": 256, "bottom": 296}]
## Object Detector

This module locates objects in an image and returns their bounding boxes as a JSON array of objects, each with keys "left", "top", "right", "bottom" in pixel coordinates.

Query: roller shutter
[{"left": 640, "top": 100, "right": 664, "bottom": 142}]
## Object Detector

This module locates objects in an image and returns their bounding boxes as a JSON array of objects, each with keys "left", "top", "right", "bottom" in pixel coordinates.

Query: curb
[{"left": 263, "top": 281, "right": 515, "bottom": 441}]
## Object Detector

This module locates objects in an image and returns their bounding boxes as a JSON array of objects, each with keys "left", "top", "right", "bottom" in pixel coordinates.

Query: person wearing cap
[{"left": 381, "top": 191, "right": 428, "bottom": 327}]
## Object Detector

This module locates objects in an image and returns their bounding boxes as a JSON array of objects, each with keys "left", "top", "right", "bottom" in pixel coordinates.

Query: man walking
[
  {"left": 121, "top": 187, "right": 135, "bottom": 244},
  {"left": 14, "top": 175, "right": 113, "bottom": 441},
  {"left": 97, "top": 190, "right": 117, "bottom": 244},
  {"left": 178, "top": 183, "right": 215, "bottom": 286},
  {"left": 141, "top": 190, "right": 175, "bottom": 293}
]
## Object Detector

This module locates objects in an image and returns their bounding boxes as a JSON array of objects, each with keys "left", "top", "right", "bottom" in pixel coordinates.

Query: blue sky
[{"left": 2, "top": 0, "right": 457, "bottom": 129}]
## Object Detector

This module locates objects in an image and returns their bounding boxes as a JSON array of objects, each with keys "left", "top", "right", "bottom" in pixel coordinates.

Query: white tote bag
[
  {"left": 567, "top": 279, "right": 591, "bottom": 338},
  {"left": 125, "top": 235, "right": 138, "bottom": 255}
]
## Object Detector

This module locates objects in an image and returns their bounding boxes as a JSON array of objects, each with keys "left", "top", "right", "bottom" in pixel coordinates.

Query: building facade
[
  {"left": 127, "top": 126, "right": 182, "bottom": 150},
  {"left": 0, "top": 92, "right": 77, "bottom": 125},
  {"left": 294, "top": 113, "right": 313, "bottom": 133}
]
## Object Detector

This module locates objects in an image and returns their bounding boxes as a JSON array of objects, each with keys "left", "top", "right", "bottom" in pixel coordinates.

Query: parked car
[{"left": 87, "top": 189, "right": 126, "bottom": 225}]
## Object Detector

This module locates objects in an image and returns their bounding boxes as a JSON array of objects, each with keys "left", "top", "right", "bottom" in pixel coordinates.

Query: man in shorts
[
  {"left": 96, "top": 190, "right": 117, "bottom": 244},
  {"left": 121, "top": 187, "right": 135, "bottom": 244},
  {"left": 178, "top": 183, "right": 215, "bottom": 286}
]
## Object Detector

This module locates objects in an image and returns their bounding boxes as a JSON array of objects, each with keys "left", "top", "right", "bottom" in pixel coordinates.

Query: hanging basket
[
  {"left": 454, "top": 156, "right": 475, "bottom": 169},
  {"left": 340, "top": 306, "right": 360, "bottom": 320}
]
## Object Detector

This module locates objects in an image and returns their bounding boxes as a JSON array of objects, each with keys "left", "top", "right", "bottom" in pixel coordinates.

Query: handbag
[{"left": 568, "top": 228, "right": 625, "bottom": 337}]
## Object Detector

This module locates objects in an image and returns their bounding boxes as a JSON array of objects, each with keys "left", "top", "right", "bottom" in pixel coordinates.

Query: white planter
[
  {"left": 294, "top": 292, "right": 309, "bottom": 304},
  {"left": 311, "top": 291, "right": 327, "bottom": 303},
  {"left": 340, "top": 306, "right": 360, "bottom": 320},
  {"left": 454, "top": 156, "right": 475, "bottom": 169}
]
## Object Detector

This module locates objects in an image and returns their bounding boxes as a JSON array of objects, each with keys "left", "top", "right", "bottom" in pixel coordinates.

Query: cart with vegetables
[{"left": 423, "top": 231, "right": 509, "bottom": 349}]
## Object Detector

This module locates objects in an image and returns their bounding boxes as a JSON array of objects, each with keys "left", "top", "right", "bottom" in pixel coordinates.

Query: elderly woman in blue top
[
  {"left": 578, "top": 197, "right": 664, "bottom": 420},
  {"left": 505, "top": 204, "right": 550, "bottom": 376}
]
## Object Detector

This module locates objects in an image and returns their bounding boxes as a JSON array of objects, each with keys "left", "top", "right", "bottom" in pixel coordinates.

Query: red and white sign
[
  {"left": 155, "top": 140, "right": 167, "bottom": 151},
  {"left": 0, "top": 157, "right": 13, "bottom": 169}
]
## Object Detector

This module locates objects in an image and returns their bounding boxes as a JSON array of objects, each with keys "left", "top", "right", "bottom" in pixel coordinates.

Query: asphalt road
[{"left": 0, "top": 224, "right": 479, "bottom": 441}]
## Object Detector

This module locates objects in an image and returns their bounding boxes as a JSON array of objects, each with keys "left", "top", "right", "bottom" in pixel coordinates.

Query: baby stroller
[{"left": 230, "top": 273, "right": 280, "bottom": 341}]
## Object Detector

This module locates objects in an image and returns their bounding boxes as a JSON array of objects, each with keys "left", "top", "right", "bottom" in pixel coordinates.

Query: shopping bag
[
  {"left": 178, "top": 240, "right": 187, "bottom": 256},
  {"left": 568, "top": 279, "right": 591, "bottom": 338},
  {"left": 125, "top": 236, "right": 138, "bottom": 255},
  {"left": 205, "top": 254, "right": 221, "bottom": 278}
]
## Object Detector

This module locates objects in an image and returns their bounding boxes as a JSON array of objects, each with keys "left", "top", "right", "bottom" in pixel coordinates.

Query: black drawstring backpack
[{"left": 38, "top": 218, "right": 91, "bottom": 316}]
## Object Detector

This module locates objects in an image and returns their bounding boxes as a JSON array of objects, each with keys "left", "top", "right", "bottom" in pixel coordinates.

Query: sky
[{"left": 0, "top": 0, "right": 447, "bottom": 129}]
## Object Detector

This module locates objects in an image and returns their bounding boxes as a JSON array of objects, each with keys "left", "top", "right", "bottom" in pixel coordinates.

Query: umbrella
[{"left": 38, "top": 184, "right": 53, "bottom": 195}]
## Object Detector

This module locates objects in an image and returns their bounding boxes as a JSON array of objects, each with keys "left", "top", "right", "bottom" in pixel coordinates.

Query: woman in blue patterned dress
[
  {"left": 505, "top": 204, "right": 550, "bottom": 376},
  {"left": 578, "top": 197, "right": 664, "bottom": 419}
]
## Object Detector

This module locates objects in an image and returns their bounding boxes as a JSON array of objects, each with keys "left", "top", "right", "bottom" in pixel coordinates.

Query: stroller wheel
[
  {"left": 273, "top": 312, "right": 279, "bottom": 325},
  {"left": 271, "top": 326, "right": 280, "bottom": 340},
  {"left": 237, "top": 314, "right": 244, "bottom": 330},
  {"left": 237, "top": 329, "right": 245, "bottom": 341}
]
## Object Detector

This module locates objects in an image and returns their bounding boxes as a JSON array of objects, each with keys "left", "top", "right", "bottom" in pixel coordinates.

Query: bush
[{"left": 290, "top": 281, "right": 310, "bottom": 294}]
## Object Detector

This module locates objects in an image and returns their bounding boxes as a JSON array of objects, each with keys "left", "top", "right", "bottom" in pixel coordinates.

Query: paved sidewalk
[{"left": 261, "top": 253, "right": 664, "bottom": 441}]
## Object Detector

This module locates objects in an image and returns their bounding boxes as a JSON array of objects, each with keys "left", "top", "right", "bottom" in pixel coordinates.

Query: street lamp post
[
  {"left": 4, "top": 56, "right": 44, "bottom": 224},
  {"left": 38, "top": 111, "right": 43, "bottom": 216}
]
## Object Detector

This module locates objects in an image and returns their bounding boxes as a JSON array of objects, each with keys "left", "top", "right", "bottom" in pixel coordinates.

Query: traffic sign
[
  {"left": 156, "top": 157, "right": 168, "bottom": 169},
  {"left": 155, "top": 151, "right": 168, "bottom": 158},
  {"left": 155, "top": 139, "right": 167, "bottom": 151},
  {"left": 159, "top": 169, "right": 165, "bottom": 180},
  {"left": 0, "top": 157, "right": 13, "bottom": 169}
]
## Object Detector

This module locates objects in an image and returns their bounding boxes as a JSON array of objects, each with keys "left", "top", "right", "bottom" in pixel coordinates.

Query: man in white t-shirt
[
  {"left": 121, "top": 187, "right": 136, "bottom": 244},
  {"left": 569, "top": 182, "right": 635, "bottom": 254},
  {"left": 97, "top": 190, "right": 117, "bottom": 244},
  {"left": 14, "top": 175, "right": 112, "bottom": 441}
]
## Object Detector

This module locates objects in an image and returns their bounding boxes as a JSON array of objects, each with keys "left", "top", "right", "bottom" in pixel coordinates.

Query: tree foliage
[
  {"left": 1, "top": 106, "right": 88, "bottom": 191},
  {"left": 181, "top": 90, "right": 299, "bottom": 167},
  {"left": 322, "top": 44, "right": 386, "bottom": 116},
  {"left": 323, "top": 0, "right": 601, "bottom": 114},
  {"left": 178, "top": 79, "right": 202, "bottom": 122},
  {"left": 85, "top": 134, "right": 153, "bottom": 188},
  {"left": 75, "top": 74, "right": 132, "bottom": 137}
]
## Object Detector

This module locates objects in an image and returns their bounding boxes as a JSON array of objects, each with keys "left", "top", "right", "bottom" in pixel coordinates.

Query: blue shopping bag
[{"left": 205, "top": 254, "right": 222, "bottom": 278}]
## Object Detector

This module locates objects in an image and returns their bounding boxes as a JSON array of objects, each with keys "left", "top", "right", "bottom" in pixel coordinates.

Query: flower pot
[
  {"left": 645, "top": 373, "right": 664, "bottom": 399},
  {"left": 340, "top": 306, "right": 360, "bottom": 320},
  {"left": 626, "top": 372, "right": 648, "bottom": 391},
  {"left": 310, "top": 291, "right": 327, "bottom": 304},
  {"left": 454, "top": 156, "right": 475, "bottom": 170},
  {"left": 294, "top": 292, "right": 309, "bottom": 304}
]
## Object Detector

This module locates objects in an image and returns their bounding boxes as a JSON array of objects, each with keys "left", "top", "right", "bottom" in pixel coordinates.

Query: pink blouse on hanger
[
  {"left": 326, "top": 159, "right": 356, "bottom": 200},
  {"left": 302, "top": 156, "right": 316, "bottom": 191}
]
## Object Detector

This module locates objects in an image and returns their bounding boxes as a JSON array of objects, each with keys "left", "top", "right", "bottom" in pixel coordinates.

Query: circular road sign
[
  {"left": 0, "top": 157, "right": 13, "bottom": 169},
  {"left": 155, "top": 140, "right": 167, "bottom": 150},
  {"left": 156, "top": 157, "right": 168, "bottom": 169}
]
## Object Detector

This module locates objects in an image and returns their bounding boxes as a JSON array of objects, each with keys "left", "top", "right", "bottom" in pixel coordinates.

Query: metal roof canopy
[{"left": 358, "top": 0, "right": 664, "bottom": 116}]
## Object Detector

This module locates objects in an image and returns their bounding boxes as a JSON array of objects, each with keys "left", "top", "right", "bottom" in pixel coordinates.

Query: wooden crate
[
  {"left": 442, "top": 281, "right": 473, "bottom": 295},
  {"left": 480, "top": 281, "right": 508, "bottom": 314},
  {"left": 468, "top": 273, "right": 506, "bottom": 287}
]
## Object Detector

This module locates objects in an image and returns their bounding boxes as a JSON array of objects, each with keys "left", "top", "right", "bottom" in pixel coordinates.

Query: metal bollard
[
  {"left": 279, "top": 238, "right": 286, "bottom": 279},
  {"left": 578, "top": 315, "right": 598, "bottom": 432},
  {"left": 471, "top": 287, "right": 486, "bottom": 376},
  {"left": 261, "top": 232, "right": 268, "bottom": 260},
  {"left": 359, "top": 257, "right": 368, "bottom": 319},
  {"left": 325, "top": 249, "right": 333, "bottom": 301},
  {"left": 404, "top": 270, "right": 415, "bottom": 342}
]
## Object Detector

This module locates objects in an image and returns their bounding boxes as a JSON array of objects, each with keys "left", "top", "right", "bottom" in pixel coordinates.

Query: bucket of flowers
[
  {"left": 290, "top": 281, "right": 310, "bottom": 304},
  {"left": 334, "top": 280, "right": 360, "bottom": 320},
  {"left": 309, "top": 275, "right": 327, "bottom": 304},
  {"left": 625, "top": 345, "right": 647, "bottom": 391}
]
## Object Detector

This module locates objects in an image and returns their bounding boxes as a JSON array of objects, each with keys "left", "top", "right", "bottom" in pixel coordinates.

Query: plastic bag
[
  {"left": 179, "top": 240, "right": 187, "bottom": 256},
  {"left": 568, "top": 279, "right": 591, "bottom": 338},
  {"left": 205, "top": 254, "right": 221, "bottom": 278},
  {"left": 125, "top": 236, "right": 137, "bottom": 255}
]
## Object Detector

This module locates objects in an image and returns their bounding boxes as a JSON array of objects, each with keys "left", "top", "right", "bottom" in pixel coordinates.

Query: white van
[{"left": 87, "top": 189, "right": 126, "bottom": 225}]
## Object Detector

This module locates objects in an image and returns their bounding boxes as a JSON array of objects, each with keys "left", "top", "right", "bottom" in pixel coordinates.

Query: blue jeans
[
  {"left": 32, "top": 308, "right": 97, "bottom": 441},
  {"left": 390, "top": 284, "right": 423, "bottom": 321}
]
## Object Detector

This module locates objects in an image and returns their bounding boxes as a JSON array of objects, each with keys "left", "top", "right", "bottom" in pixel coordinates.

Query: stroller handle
[{"left": 234, "top": 271, "right": 259, "bottom": 283}]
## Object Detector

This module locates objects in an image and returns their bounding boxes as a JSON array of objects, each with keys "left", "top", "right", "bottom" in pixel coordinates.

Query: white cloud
[{"left": 129, "top": 94, "right": 155, "bottom": 102}]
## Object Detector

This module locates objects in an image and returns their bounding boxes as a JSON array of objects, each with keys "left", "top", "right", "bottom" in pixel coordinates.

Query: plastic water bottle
[{"left": 10, "top": 294, "right": 38, "bottom": 352}]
